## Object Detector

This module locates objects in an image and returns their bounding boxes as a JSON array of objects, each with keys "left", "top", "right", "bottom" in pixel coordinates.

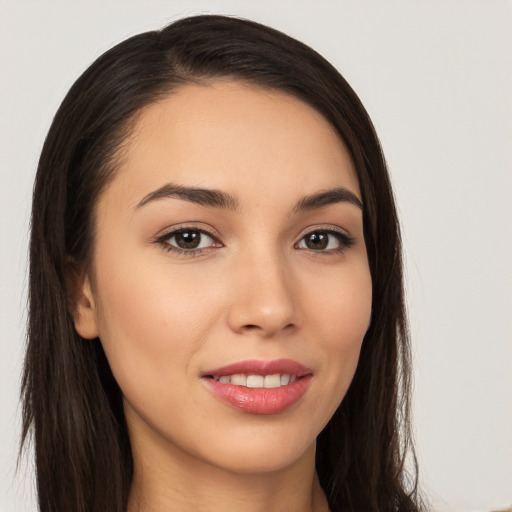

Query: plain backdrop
[{"left": 1, "top": 1, "right": 510, "bottom": 511}]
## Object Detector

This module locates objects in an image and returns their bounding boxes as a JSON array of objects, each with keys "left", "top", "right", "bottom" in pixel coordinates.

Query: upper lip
[{"left": 202, "top": 358, "right": 312, "bottom": 378}]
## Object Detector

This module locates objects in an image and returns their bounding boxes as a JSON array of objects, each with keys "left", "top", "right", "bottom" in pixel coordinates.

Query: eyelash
[{"left": 155, "top": 226, "right": 355, "bottom": 257}]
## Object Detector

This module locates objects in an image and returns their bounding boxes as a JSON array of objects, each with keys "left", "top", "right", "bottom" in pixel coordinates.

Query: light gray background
[{"left": 1, "top": 1, "right": 511, "bottom": 511}]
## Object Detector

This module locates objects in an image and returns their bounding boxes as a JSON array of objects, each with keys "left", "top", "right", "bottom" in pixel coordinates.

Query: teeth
[
  {"left": 231, "top": 374, "right": 247, "bottom": 386},
  {"left": 213, "top": 373, "right": 298, "bottom": 388},
  {"left": 247, "top": 375, "right": 264, "bottom": 388},
  {"left": 264, "top": 374, "right": 281, "bottom": 388}
]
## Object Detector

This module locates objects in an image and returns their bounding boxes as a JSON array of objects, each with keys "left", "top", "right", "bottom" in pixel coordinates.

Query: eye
[
  {"left": 296, "top": 230, "right": 354, "bottom": 252},
  {"left": 156, "top": 227, "right": 220, "bottom": 254}
]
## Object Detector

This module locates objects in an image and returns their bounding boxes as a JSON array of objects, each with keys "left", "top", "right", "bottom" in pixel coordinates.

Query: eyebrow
[
  {"left": 135, "top": 183, "right": 363, "bottom": 212},
  {"left": 135, "top": 183, "right": 239, "bottom": 210},
  {"left": 293, "top": 187, "right": 363, "bottom": 213}
]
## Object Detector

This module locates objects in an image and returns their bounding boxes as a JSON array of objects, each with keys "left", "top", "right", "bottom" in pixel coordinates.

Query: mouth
[{"left": 201, "top": 359, "right": 312, "bottom": 415}]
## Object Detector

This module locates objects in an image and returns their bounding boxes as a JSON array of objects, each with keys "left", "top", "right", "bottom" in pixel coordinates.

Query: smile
[{"left": 202, "top": 359, "right": 312, "bottom": 415}]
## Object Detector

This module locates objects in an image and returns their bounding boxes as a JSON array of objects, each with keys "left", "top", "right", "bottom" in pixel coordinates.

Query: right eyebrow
[{"left": 134, "top": 183, "right": 240, "bottom": 211}]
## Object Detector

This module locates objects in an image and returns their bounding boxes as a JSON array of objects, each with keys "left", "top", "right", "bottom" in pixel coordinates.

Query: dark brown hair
[{"left": 22, "top": 14, "right": 423, "bottom": 512}]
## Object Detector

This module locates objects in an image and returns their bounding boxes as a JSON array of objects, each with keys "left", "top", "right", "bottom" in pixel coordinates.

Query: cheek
[
  {"left": 308, "top": 255, "right": 372, "bottom": 343},
  {"left": 90, "top": 244, "right": 208, "bottom": 400},
  {"left": 307, "top": 261, "right": 372, "bottom": 409}
]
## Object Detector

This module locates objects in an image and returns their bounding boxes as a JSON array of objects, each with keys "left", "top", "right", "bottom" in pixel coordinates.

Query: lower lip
[{"left": 203, "top": 376, "right": 312, "bottom": 415}]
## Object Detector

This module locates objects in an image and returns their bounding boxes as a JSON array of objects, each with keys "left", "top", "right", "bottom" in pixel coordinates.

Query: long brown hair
[{"left": 22, "top": 14, "right": 423, "bottom": 512}]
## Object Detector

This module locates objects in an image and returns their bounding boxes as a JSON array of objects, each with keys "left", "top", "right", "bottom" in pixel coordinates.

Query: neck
[{"left": 127, "top": 431, "right": 329, "bottom": 512}]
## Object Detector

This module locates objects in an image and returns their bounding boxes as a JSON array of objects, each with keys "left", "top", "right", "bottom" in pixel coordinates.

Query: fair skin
[{"left": 74, "top": 81, "right": 372, "bottom": 512}]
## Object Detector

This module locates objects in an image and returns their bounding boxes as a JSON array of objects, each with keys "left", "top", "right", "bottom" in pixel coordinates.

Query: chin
[{"left": 196, "top": 425, "right": 318, "bottom": 475}]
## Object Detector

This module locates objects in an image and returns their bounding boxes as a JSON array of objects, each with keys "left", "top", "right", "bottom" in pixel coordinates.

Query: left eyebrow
[{"left": 292, "top": 187, "right": 363, "bottom": 213}]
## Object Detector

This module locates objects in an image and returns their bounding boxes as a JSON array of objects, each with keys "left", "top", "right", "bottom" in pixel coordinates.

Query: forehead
[{"left": 104, "top": 81, "right": 360, "bottom": 210}]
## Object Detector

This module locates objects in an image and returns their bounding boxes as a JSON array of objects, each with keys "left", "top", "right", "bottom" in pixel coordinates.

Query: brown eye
[
  {"left": 173, "top": 231, "right": 202, "bottom": 249},
  {"left": 302, "top": 232, "right": 330, "bottom": 250},
  {"left": 297, "top": 230, "right": 354, "bottom": 252},
  {"left": 163, "top": 229, "right": 217, "bottom": 251}
]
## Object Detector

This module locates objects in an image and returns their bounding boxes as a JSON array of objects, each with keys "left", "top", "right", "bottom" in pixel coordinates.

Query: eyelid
[
  {"left": 296, "top": 224, "right": 352, "bottom": 241},
  {"left": 154, "top": 223, "right": 221, "bottom": 241}
]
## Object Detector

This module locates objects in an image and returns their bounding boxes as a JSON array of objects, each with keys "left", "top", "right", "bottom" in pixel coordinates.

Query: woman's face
[{"left": 75, "top": 81, "right": 372, "bottom": 475}]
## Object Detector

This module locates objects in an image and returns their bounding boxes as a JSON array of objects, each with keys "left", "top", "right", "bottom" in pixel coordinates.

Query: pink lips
[{"left": 202, "top": 359, "right": 312, "bottom": 415}]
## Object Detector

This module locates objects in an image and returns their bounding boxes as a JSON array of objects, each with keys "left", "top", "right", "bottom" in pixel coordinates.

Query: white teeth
[
  {"left": 213, "top": 373, "right": 299, "bottom": 388},
  {"left": 230, "top": 374, "right": 247, "bottom": 386},
  {"left": 246, "top": 375, "right": 264, "bottom": 388},
  {"left": 264, "top": 374, "right": 281, "bottom": 388}
]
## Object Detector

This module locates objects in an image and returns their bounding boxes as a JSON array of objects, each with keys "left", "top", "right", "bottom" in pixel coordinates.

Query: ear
[{"left": 70, "top": 270, "right": 100, "bottom": 340}]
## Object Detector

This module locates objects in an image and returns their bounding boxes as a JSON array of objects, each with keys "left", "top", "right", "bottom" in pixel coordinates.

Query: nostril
[{"left": 240, "top": 322, "right": 297, "bottom": 337}]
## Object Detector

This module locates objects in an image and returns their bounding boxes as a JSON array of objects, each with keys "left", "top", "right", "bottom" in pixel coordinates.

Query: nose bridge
[{"left": 227, "top": 239, "right": 300, "bottom": 337}]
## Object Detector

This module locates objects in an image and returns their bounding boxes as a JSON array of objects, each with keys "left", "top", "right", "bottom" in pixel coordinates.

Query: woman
[{"left": 21, "top": 14, "right": 423, "bottom": 512}]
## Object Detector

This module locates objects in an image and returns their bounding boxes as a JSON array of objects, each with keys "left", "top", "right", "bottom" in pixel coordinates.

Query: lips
[{"left": 202, "top": 359, "right": 312, "bottom": 415}]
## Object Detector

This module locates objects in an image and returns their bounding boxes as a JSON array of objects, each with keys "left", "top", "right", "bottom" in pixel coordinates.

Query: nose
[{"left": 226, "top": 249, "right": 301, "bottom": 338}]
